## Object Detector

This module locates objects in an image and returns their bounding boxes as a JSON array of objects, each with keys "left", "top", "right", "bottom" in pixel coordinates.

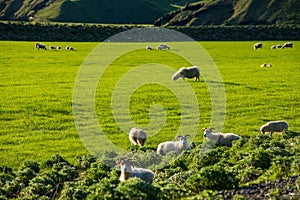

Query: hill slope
[
  {"left": 0, "top": 0, "right": 196, "bottom": 24},
  {"left": 154, "top": 0, "right": 300, "bottom": 26}
]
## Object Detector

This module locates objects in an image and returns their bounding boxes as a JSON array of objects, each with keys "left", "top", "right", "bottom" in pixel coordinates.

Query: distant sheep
[
  {"left": 271, "top": 45, "right": 276, "bottom": 49},
  {"left": 129, "top": 128, "right": 147, "bottom": 147},
  {"left": 57, "top": 46, "right": 62, "bottom": 50},
  {"left": 172, "top": 66, "right": 200, "bottom": 81},
  {"left": 277, "top": 44, "right": 282, "bottom": 49},
  {"left": 202, "top": 128, "right": 241, "bottom": 147},
  {"left": 49, "top": 45, "right": 56, "bottom": 50},
  {"left": 260, "top": 63, "right": 272, "bottom": 67},
  {"left": 260, "top": 121, "right": 288, "bottom": 137},
  {"left": 66, "top": 46, "right": 74, "bottom": 51},
  {"left": 35, "top": 43, "right": 46, "bottom": 50},
  {"left": 157, "top": 135, "right": 191, "bottom": 156},
  {"left": 146, "top": 46, "right": 152, "bottom": 50},
  {"left": 157, "top": 44, "right": 170, "bottom": 50},
  {"left": 116, "top": 158, "right": 154, "bottom": 183},
  {"left": 282, "top": 42, "right": 293, "bottom": 48},
  {"left": 254, "top": 43, "right": 263, "bottom": 50}
]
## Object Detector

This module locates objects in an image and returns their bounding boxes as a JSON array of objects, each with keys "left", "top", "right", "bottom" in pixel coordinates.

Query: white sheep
[
  {"left": 277, "top": 44, "right": 282, "bottom": 49},
  {"left": 146, "top": 46, "right": 152, "bottom": 50},
  {"left": 35, "top": 43, "right": 46, "bottom": 50},
  {"left": 282, "top": 42, "right": 293, "bottom": 48},
  {"left": 172, "top": 66, "right": 200, "bottom": 81},
  {"left": 254, "top": 43, "right": 263, "bottom": 50},
  {"left": 202, "top": 128, "right": 241, "bottom": 147},
  {"left": 49, "top": 45, "right": 56, "bottom": 50},
  {"left": 57, "top": 46, "right": 62, "bottom": 50},
  {"left": 66, "top": 46, "right": 74, "bottom": 51},
  {"left": 260, "top": 63, "right": 267, "bottom": 67},
  {"left": 116, "top": 158, "right": 154, "bottom": 183},
  {"left": 271, "top": 45, "right": 276, "bottom": 49},
  {"left": 157, "top": 135, "right": 191, "bottom": 156},
  {"left": 129, "top": 128, "right": 147, "bottom": 147},
  {"left": 157, "top": 44, "right": 170, "bottom": 50},
  {"left": 260, "top": 121, "right": 288, "bottom": 137}
]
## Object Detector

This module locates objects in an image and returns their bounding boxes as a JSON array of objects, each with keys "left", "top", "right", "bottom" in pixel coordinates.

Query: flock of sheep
[
  {"left": 254, "top": 42, "right": 293, "bottom": 50},
  {"left": 118, "top": 120, "right": 289, "bottom": 183},
  {"left": 35, "top": 42, "right": 74, "bottom": 51},
  {"left": 116, "top": 42, "right": 292, "bottom": 184}
]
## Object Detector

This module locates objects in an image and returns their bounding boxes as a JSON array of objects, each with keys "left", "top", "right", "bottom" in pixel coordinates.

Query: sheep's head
[
  {"left": 202, "top": 128, "right": 214, "bottom": 138},
  {"left": 116, "top": 158, "right": 134, "bottom": 172},
  {"left": 176, "top": 135, "right": 191, "bottom": 150}
]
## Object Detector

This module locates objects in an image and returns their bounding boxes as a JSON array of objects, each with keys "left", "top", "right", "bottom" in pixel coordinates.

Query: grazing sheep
[
  {"left": 282, "top": 42, "right": 293, "bottom": 48},
  {"left": 66, "top": 46, "right": 74, "bottom": 51},
  {"left": 57, "top": 46, "right": 62, "bottom": 50},
  {"left": 157, "top": 44, "right": 170, "bottom": 50},
  {"left": 202, "top": 128, "right": 241, "bottom": 147},
  {"left": 271, "top": 45, "right": 276, "bottom": 49},
  {"left": 267, "top": 64, "right": 272, "bottom": 67},
  {"left": 277, "top": 44, "right": 282, "bottom": 49},
  {"left": 260, "top": 121, "right": 288, "bottom": 137},
  {"left": 254, "top": 43, "right": 263, "bottom": 50},
  {"left": 146, "top": 46, "right": 152, "bottom": 50},
  {"left": 157, "top": 135, "right": 191, "bottom": 156},
  {"left": 116, "top": 158, "right": 154, "bottom": 183},
  {"left": 172, "top": 66, "right": 200, "bottom": 81},
  {"left": 260, "top": 63, "right": 267, "bottom": 67},
  {"left": 35, "top": 43, "right": 46, "bottom": 50},
  {"left": 49, "top": 45, "right": 56, "bottom": 50},
  {"left": 129, "top": 128, "right": 147, "bottom": 147}
]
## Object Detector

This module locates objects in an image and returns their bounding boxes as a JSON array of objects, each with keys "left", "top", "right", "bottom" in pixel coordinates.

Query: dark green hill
[
  {"left": 0, "top": 0, "right": 196, "bottom": 24},
  {"left": 154, "top": 0, "right": 300, "bottom": 26}
]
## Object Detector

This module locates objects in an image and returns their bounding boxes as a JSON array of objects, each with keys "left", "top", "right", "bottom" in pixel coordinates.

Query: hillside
[
  {"left": 0, "top": 0, "right": 196, "bottom": 24},
  {"left": 154, "top": 0, "right": 300, "bottom": 26}
]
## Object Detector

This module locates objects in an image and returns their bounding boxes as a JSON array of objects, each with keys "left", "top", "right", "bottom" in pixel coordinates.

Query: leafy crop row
[{"left": 1, "top": 130, "right": 299, "bottom": 199}]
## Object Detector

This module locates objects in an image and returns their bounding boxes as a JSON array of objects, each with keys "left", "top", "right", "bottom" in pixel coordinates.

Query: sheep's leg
[{"left": 270, "top": 132, "right": 273, "bottom": 137}]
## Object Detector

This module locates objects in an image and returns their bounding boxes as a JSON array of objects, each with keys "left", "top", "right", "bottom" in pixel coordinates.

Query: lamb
[
  {"left": 129, "top": 128, "right": 147, "bottom": 147},
  {"left": 259, "top": 121, "right": 288, "bottom": 137},
  {"left": 202, "top": 128, "right": 241, "bottom": 147},
  {"left": 49, "top": 45, "right": 56, "bottom": 50},
  {"left": 172, "top": 66, "right": 200, "bottom": 81},
  {"left": 35, "top": 43, "right": 46, "bottom": 50},
  {"left": 116, "top": 158, "right": 154, "bottom": 183},
  {"left": 254, "top": 43, "right": 263, "bottom": 50},
  {"left": 157, "top": 135, "right": 191, "bottom": 156},
  {"left": 282, "top": 42, "right": 293, "bottom": 48}
]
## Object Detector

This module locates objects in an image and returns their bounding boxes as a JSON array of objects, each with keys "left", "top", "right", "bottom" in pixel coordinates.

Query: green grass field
[{"left": 0, "top": 41, "right": 299, "bottom": 170}]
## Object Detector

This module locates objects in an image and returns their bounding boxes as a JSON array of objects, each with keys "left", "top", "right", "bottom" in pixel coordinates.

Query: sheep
[
  {"left": 128, "top": 128, "right": 147, "bottom": 147},
  {"left": 277, "top": 44, "right": 282, "bottom": 49},
  {"left": 172, "top": 66, "right": 200, "bottom": 81},
  {"left": 260, "top": 63, "right": 272, "bottom": 67},
  {"left": 259, "top": 121, "right": 288, "bottom": 137},
  {"left": 49, "top": 45, "right": 56, "bottom": 50},
  {"left": 271, "top": 45, "right": 276, "bottom": 49},
  {"left": 157, "top": 135, "right": 191, "bottom": 156},
  {"left": 282, "top": 42, "right": 293, "bottom": 48},
  {"left": 57, "top": 46, "right": 62, "bottom": 50},
  {"left": 202, "top": 128, "right": 241, "bottom": 147},
  {"left": 66, "top": 46, "right": 74, "bottom": 51},
  {"left": 35, "top": 43, "right": 46, "bottom": 50},
  {"left": 116, "top": 158, "right": 154, "bottom": 183},
  {"left": 146, "top": 46, "right": 152, "bottom": 50},
  {"left": 157, "top": 44, "right": 170, "bottom": 50},
  {"left": 254, "top": 43, "right": 263, "bottom": 50}
]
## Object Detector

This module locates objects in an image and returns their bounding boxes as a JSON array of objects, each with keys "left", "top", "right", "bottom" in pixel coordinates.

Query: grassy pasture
[{"left": 0, "top": 41, "right": 299, "bottom": 169}]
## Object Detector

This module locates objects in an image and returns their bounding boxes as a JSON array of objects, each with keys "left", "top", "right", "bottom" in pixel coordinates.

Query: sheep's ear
[{"left": 176, "top": 135, "right": 182, "bottom": 139}]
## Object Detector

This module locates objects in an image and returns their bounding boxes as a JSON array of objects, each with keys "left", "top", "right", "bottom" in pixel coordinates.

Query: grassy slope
[{"left": 0, "top": 41, "right": 299, "bottom": 169}]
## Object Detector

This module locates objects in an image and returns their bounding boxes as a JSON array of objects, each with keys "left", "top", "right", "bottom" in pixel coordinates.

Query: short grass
[{"left": 0, "top": 41, "right": 299, "bottom": 169}]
